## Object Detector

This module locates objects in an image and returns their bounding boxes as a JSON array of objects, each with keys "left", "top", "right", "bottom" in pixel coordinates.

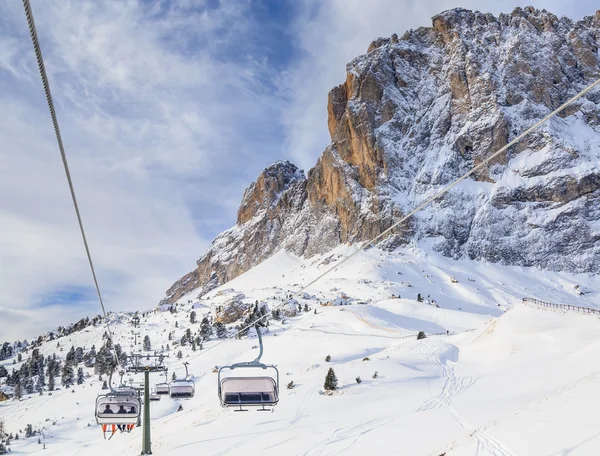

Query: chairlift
[
  {"left": 169, "top": 362, "right": 195, "bottom": 399},
  {"left": 155, "top": 370, "right": 170, "bottom": 395},
  {"left": 95, "top": 370, "right": 141, "bottom": 439},
  {"left": 218, "top": 324, "right": 279, "bottom": 411},
  {"left": 149, "top": 389, "right": 161, "bottom": 402}
]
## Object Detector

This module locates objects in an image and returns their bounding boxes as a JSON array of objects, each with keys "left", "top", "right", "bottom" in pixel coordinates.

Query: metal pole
[{"left": 141, "top": 367, "right": 152, "bottom": 454}]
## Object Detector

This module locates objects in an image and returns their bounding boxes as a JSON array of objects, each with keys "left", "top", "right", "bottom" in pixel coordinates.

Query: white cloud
[{"left": 0, "top": 0, "right": 288, "bottom": 341}]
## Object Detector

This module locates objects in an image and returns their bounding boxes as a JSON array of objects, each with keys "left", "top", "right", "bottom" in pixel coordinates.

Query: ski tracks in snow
[
  {"left": 419, "top": 341, "right": 518, "bottom": 456},
  {"left": 418, "top": 344, "right": 476, "bottom": 412},
  {"left": 297, "top": 417, "right": 395, "bottom": 456},
  {"left": 447, "top": 406, "right": 518, "bottom": 456},
  {"left": 289, "top": 380, "right": 320, "bottom": 426}
]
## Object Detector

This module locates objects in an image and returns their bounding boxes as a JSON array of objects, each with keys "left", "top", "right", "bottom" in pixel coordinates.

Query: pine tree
[
  {"left": 200, "top": 317, "right": 213, "bottom": 341},
  {"left": 324, "top": 367, "right": 338, "bottom": 391},
  {"left": 61, "top": 363, "right": 74, "bottom": 387},
  {"left": 214, "top": 322, "right": 228, "bottom": 339},
  {"left": 143, "top": 335, "right": 151, "bottom": 351},
  {"left": 102, "top": 380, "right": 108, "bottom": 390},
  {"left": 14, "top": 381, "right": 22, "bottom": 400},
  {"left": 417, "top": 331, "right": 426, "bottom": 340},
  {"left": 417, "top": 293, "right": 423, "bottom": 302},
  {"left": 66, "top": 346, "right": 76, "bottom": 365},
  {"left": 48, "top": 371, "right": 55, "bottom": 392},
  {"left": 75, "top": 347, "right": 84, "bottom": 364},
  {"left": 176, "top": 350, "right": 182, "bottom": 359},
  {"left": 175, "top": 321, "right": 178, "bottom": 328},
  {"left": 172, "top": 372, "right": 177, "bottom": 381},
  {"left": 24, "top": 376, "right": 34, "bottom": 395},
  {"left": 37, "top": 365, "right": 45, "bottom": 392},
  {"left": 189, "top": 311, "right": 197, "bottom": 324},
  {"left": 77, "top": 368, "right": 85, "bottom": 385}
]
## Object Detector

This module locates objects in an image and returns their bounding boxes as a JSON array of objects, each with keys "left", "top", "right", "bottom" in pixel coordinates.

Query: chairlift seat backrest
[
  {"left": 96, "top": 395, "right": 140, "bottom": 425},
  {"left": 169, "top": 380, "right": 195, "bottom": 398},
  {"left": 155, "top": 383, "right": 170, "bottom": 394},
  {"left": 220, "top": 376, "right": 278, "bottom": 406}
]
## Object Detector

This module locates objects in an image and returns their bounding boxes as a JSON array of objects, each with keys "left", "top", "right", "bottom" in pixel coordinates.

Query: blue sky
[{"left": 0, "top": 0, "right": 598, "bottom": 341}]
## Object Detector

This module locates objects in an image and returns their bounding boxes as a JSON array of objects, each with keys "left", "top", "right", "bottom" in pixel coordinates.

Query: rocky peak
[
  {"left": 161, "top": 6, "right": 600, "bottom": 305},
  {"left": 237, "top": 161, "right": 304, "bottom": 224}
]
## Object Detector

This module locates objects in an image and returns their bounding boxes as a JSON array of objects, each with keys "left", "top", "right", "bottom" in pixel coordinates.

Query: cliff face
[{"left": 163, "top": 6, "right": 600, "bottom": 304}]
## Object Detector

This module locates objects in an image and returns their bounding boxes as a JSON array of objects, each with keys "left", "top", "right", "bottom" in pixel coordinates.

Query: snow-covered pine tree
[
  {"left": 75, "top": 347, "right": 84, "bottom": 364},
  {"left": 24, "top": 375, "right": 35, "bottom": 395},
  {"left": 176, "top": 350, "right": 182, "bottom": 359},
  {"left": 77, "top": 367, "right": 85, "bottom": 385},
  {"left": 189, "top": 311, "right": 197, "bottom": 324},
  {"left": 324, "top": 367, "right": 338, "bottom": 391},
  {"left": 143, "top": 335, "right": 151, "bottom": 351},
  {"left": 200, "top": 317, "right": 213, "bottom": 341},
  {"left": 83, "top": 345, "right": 96, "bottom": 367},
  {"left": 215, "top": 322, "right": 227, "bottom": 339},
  {"left": 65, "top": 346, "right": 76, "bottom": 365},
  {"left": 61, "top": 363, "right": 74, "bottom": 387},
  {"left": 14, "top": 381, "right": 22, "bottom": 400},
  {"left": 47, "top": 371, "right": 55, "bottom": 391}
]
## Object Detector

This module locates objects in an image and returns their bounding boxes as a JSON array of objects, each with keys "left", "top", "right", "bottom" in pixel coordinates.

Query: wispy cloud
[{"left": 0, "top": 0, "right": 294, "bottom": 341}]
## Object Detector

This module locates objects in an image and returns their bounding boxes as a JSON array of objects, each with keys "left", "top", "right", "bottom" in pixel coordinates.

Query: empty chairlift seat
[
  {"left": 155, "top": 383, "right": 170, "bottom": 395},
  {"left": 169, "top": 380, "right": 195, "bottom": 399},
  {"left": 220, "top": 376, "right": 279, "bottom": 408}
]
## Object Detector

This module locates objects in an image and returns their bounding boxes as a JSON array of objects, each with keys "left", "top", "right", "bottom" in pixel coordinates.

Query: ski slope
[{"left": 1, "top": 246, "right": 599, "bottom": 455}]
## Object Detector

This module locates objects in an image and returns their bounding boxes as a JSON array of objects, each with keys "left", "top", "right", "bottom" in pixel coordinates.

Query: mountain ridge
[{"left": 162, "top": 5, "right": 600, "bottom": 305}]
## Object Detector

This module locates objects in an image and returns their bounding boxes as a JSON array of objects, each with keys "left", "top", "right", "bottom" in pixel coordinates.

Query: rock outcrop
[{"left": 162, "top": 6, "right": 600, "bottom": 304}]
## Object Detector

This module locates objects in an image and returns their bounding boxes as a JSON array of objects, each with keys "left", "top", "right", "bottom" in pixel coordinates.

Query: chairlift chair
[
  {"left": 149, "top": 389, "right": 161, "bottom": 402},
  {"left": 218, "top": 324, "right": 279, "bottom": 411},
  {"left": 95, "top": 370, "right": 141, "bottom": 439},
  {"left": 155, "top": 370, "right": 170, "bottom": 395},
  {"left": 169, "top": 362, "right": 195, "bottom": 399}
]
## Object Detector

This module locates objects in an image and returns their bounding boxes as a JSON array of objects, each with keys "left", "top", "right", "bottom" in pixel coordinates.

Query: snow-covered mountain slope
[
  {"left": 164, "top": 6, "right": 600, "bottom": 303},
  {"left": 1, "top": 246, "right": 599, "bottom": 455}
]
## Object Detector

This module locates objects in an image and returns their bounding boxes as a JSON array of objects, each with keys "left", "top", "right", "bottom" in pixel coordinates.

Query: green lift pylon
[{"left": 141, "top": 367, "right": 152, "bottom": 454}]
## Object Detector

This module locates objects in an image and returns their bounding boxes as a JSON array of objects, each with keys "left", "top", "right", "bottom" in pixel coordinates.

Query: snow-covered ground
[{"left": 1, "top": 245, "right": 599, "bottom": 455}]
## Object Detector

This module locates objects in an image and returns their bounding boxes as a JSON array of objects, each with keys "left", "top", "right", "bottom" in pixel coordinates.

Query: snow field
[{"left": 1, "top": 246, "right": 599, "bottom": 455}]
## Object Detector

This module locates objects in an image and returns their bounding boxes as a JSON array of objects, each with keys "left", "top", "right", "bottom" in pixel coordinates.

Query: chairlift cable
[
  {"left": 21, "top": 0, "right": 119, "bottom": 364},
  {"left": 188, "top": 74, "right": 600, "bottom": 361}
]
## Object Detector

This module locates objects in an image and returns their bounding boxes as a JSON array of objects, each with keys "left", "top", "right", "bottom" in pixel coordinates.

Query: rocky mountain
[{"left": 163, "top": 6, "right": 600, "bottom": 304}]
